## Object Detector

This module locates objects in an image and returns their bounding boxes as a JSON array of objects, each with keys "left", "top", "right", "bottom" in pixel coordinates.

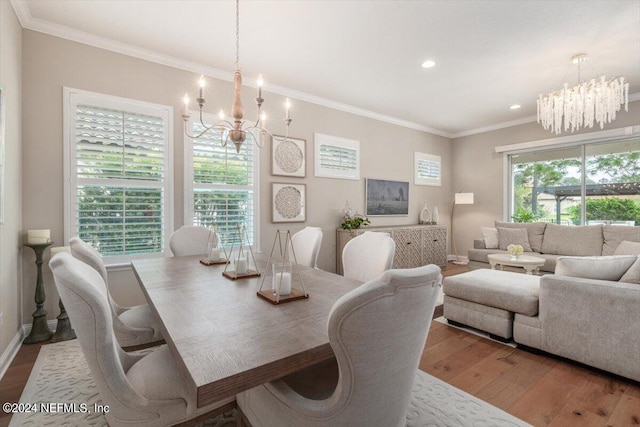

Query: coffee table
[{"left": 488, "top": 253, "right": 545, "bottom": 275}]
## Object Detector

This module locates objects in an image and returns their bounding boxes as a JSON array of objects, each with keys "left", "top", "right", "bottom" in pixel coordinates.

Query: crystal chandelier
[
  {"left": 181, "top": 0, "right": 292, "bottom": 152},
  {"left": 537, "top": 53, "right": 629, "bottom": 135}
]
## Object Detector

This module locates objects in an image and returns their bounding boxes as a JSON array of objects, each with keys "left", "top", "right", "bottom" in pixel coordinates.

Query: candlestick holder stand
[
  {"left": 257, "top": 230, "right": 308, "bottom": 304},
  {"left": 23, "top": 242, "right": 54, "bottom": 344},
  {"left": 50, "top": 298, "right": 76, "bottom": 342},
  {"left": 222, "top": 224, "right": 261, "bottom": 280}
]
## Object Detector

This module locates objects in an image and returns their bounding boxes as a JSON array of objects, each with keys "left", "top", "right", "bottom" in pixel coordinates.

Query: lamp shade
[{"left": 454, "top": 192, "right": 474, "bottom": 205}]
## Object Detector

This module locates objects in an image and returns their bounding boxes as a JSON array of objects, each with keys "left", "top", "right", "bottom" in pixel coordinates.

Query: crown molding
[
  {"left": 10, "top": 0, "right": 452, "bottom": 138},
  {"left": 11, "top": 0, "right": 638, "bottom": 140}
]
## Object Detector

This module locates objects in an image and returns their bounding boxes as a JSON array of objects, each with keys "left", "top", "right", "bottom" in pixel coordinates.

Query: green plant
[
  {"left": 340, "top": 215, "right": 371, "bottom": 231},
  {"left": 511, "top": 207, "right": 537, "bottom": 223}
]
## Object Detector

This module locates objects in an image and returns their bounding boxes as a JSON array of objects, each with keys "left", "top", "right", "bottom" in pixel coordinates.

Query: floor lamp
[{"left": 451, "top": 192, "right": 474, "bottom": 265}]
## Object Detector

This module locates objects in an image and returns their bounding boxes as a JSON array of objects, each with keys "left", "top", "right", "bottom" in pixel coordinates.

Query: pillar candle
[
  {"left": 235, "top": 256, "right": 247, "bottom": 274},
  {"left": 51, "top": 246, "right": 71, "bottom": 256},
  {"left": 209, "top": 248, "right": 221, "bottom": 262},
  {"left": 272, "top": 272, "right": 292, "bottom": 296},
  {"left": 27, "top": 229, "right": 51, "bottom": 244}
]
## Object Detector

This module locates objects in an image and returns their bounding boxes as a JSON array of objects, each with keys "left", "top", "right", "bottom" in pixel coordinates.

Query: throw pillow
[
  {"left": 497, "top": 227, "right": 532, "bottom": 252},
  {"left": 480, "top": 227, "right": 499, "bottom": 249},
  {"left": 613, "top": 240, "right": 640, "bottom": 256},
  {"left": 555, "top": 255, "right": 638, "bottom": 281},
  {"left": 620, "top": 256, "right": 640, "bottom": 284},
  {"left": 495, "top": 221, "right": 546, "bottom": 252}
]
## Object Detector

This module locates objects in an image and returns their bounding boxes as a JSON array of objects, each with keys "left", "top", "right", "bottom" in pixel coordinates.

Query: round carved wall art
[
  {"left": 274, "top": 140, "right": 304, "bottom": 174},
  {"left": 275, "top": 186, "right": 302, "bottom": 219}
]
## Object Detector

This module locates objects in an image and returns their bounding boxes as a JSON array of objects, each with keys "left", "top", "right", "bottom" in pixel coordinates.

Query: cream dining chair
[
  {"left": 342, "top": 231, "right": 396, "bottom": 282},
  {"left": 49, "top": 252, "right": 234, "bottom": 427},
  {"left": 169, "top": 225, "right": 215, "bottom": 257},
  {"left": 237, "top": 264, "right": 442, "bottom": 427},
  {"left": 69, "top": 237, "right": 163, "bottom": 347},
  {"left": 290, "top": 226, "right": 323, "bottom": 268}
]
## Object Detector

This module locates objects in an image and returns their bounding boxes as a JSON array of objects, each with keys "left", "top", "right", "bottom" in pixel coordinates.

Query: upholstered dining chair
[
  {"left": 237, "top": 264, "right": 442, "bottom": 427},
  {"left": 69, "top": 237, "right": 163, "bottom": 347},
  {"left": 169, "top": 225, "right": 215, "bottom": 257},
  {"left": 49, "top": 252, "right": 234, "bottom": 427},
  {"left": 290, "top": 226, "right": 323, "bottom": 268},
  {"left": 342, "top": 231, "right": 396, "bottom": 282}
]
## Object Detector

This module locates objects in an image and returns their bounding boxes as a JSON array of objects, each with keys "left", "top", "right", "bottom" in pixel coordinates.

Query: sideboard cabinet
[{"left": 336, "top": 225, "right": 447, "bottom": 275}]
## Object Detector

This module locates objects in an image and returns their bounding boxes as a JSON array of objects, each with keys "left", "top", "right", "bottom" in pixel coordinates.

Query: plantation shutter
[
  {"left": 314, "top": 133, "right": 360, "bottom": 180},
  {"left": 66, "top": 91, "right": 171, "bottom": 262},
  {"left": 414, "top": 152, "right": 441, "bottom": 186},
  {"left": 190, "top": 122, "right": 255, "bottom": 246}
]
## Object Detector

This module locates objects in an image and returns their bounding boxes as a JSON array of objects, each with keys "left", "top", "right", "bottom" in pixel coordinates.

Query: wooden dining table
[{"left": 131, "top": 254, "right": 362, "bottom": 408}]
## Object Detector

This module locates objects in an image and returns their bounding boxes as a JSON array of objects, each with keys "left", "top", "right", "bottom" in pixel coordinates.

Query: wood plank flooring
[{"left": 1, "top": 262, "right": 638, "bottom": 427}]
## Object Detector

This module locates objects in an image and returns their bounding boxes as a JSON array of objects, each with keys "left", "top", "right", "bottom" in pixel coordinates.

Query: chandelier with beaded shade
[{"left": 537, "top": 53, "right": 629, "bottom": 135}]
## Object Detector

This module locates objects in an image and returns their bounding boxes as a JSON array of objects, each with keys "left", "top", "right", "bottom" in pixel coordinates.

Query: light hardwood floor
[{"left": 1, "top": 262, "right": 638, "bottom": 427}]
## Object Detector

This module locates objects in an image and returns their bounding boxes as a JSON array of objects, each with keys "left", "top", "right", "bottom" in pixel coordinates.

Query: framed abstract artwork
[
  {"left": 272, "top": 183, "right": 306, "bottom": 223},
  {"left": 272, "top": 136, "right": 305, "bottom": 177},
  {"left": 365, "top": 178, "right": 409, "bottom": 216},
  {"left": 0, "top": 83, "right": 4, "bottom": 224}
]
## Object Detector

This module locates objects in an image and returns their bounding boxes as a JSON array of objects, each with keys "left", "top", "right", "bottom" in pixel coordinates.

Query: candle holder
[
  {"left": 23, "top": 242, "right": 54, "bottom": 344},
  {"left": 199, "top": 225, "right": 229, "bottom": 266},
  {"left": 222, "top": 224, "right": 261, "bottom": 280},
  {"left": 257, "top": 230, "right": 308, "bottom": 304}
]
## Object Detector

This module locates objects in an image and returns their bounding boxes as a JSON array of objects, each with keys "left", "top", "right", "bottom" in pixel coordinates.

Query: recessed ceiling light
[
  {"left": 510, "top": 104, "right": 521, "bottom": 110},
  {"left": 421, "top": 60, "right": 436, "bottom": 69}
]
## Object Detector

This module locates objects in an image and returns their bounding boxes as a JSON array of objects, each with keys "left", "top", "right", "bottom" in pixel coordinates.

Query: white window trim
[
  {"left": 314, "top": 133, "right": 360, "bottom": 180},
  {"left": 63, "top": 87, "right": 174, "bottom": 265},
  {"left": 183, "top": 112, "right": 260, "bottom": 251},
  {"left": 414, "top": 152, "right": 441, "bottom": 186}
]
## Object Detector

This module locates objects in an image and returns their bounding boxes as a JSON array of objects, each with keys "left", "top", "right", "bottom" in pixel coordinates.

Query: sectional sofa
[{"left": 468, "top": 222, "right": 640, "bottom": 273}]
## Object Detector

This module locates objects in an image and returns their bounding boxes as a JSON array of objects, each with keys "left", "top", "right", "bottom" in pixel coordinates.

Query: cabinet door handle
[
  {"left": 406, "top": 242, "right": 411, "bottom": 245},
  {"left": 433, "top": 239, "right": 438, "bottom": 242}
]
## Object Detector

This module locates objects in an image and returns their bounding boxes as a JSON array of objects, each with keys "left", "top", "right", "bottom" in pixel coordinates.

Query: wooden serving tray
[
  {"left": 199, "top": 258, "right": 229, "bottom": 266},
  {"left": 222, "top": 269, "right": 261, "bottom": 280},
  {"left": 257, "top": 288, "right": 309, "bottom": 305}
]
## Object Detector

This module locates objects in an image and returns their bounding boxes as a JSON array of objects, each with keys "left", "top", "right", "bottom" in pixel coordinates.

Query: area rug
[
  {"left": 11, "top": 340, "right": 529, "bottom": 427},
  {"left": 435, "top": 316, "right": 517, "bottom": 348},
  {"left": 9, "top": 340, "right": 235, "bottom": 427}
]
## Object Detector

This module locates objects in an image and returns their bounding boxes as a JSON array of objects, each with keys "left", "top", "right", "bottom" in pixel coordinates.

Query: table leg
[
  {"left": 523, "top": 266, "right": 534, "bottom": 275},
  {"left": 490, "top": 260, "right": 496, "bottom": 270}
]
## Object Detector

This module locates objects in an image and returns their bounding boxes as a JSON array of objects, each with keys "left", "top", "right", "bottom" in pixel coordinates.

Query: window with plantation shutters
[
  {"left": 64, "top": 88, "right": 173, "bottom": 263},
  {"left": 185, "top": 114, "right": 258, "bottom": 248},
  {"left": 414, "top": 152, "right": 441, "bottom": 186},
  {"left": 314, "top": 133, "right": 360, "bottom": 180}
]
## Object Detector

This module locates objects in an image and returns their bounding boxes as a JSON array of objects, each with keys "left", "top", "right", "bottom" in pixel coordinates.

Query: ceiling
[{"left": 13, "top": 0, "right": 640, "bottom": 137}]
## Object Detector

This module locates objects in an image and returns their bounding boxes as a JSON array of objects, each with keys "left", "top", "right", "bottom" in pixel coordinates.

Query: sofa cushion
[
  {"left": 613, "top": 240, "right": 640, "bottom": 256},
  {"left": 620, "top": 257, "right": 640, "bottom": 284},
  {"left": 480, "top": 227, "right": 499, "bottom": 249},
  {"left": 495, "top": 221, "right": 547, "bottom": 253},
  {"left": 497, "top": 228, "right": 532, "bottom": 252},
  {"left": 443, "top": 269, "right": 540, "bottom": 316},
  {"left": 541, "top": 224, "right": 603, "bottom": 256},
  {"left": 555, "top": 256, "right": 637, "bottom": 281},
  {"left": 602, "top": 225, "right": 640, "bottom": 255}
]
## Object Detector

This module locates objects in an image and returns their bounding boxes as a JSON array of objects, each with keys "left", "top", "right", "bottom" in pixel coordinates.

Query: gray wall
[
  {"left": 20, "top": 30, "right": 452, "bottom": 323},
  {"left": 0, "top": 2, "right": 23, "bottom": 357},
  {"left": 451, "top": 100, "right": 640, "bottom": 258}
]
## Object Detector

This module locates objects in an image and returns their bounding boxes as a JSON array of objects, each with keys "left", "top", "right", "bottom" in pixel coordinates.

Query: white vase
[
  {"left": 419, "top": 203, "right": 430, "bottom": 224},
  {"left": 432, "top": 206, "right": 439, "bottom": 224}
]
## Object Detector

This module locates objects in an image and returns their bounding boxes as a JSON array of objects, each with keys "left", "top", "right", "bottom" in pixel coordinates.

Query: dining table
[{"left": 131, "top": 254, "right": 362, "bottom": 408}]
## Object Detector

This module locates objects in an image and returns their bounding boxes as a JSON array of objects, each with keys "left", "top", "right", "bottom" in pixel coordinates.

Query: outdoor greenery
[
  {"left": 566, "top": 198, "right": 640, "bottom": 226},
  {"left": 512, "top": 151, "right": 639, "bottom": 225}
]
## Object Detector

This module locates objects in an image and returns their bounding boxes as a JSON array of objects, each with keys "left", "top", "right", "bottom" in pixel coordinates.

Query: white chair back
[
  {"left": 169, "top": 226, "right": 215, "bottom": 257},
  {"left": 69, "top": 236, "right": 160, "bottom": 346},
  {"left": 342, "top": 231, "right": 395, "bottom": 282},
  {"left": 290, "top": 226, "right": 323, "bottom": 268}
]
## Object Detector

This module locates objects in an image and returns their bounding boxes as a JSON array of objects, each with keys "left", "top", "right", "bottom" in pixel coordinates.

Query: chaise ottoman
[{"left": 443, "top": 269, "right": 540, "bottom": 340}]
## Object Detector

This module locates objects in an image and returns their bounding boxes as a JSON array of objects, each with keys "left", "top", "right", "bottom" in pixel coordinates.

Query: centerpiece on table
[{"left": 507, "top": 244, "right": 524, "bottom": 260}]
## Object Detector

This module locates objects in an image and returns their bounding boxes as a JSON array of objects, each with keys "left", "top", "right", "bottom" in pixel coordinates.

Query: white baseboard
[
  {"left": 0, "top": 329, "right": 24, "bottom": 381},
  {"left": 0, "top": 319, "right": 58, "bottom": 381},
  {"left": 447, "top": 255, "right": 469, "bottom": 263}
]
